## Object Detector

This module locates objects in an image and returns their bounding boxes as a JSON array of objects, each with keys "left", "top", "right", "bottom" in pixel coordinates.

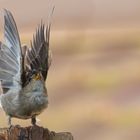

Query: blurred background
[{"left": 0, "top": 0, "right": 140, "bottom": 140}]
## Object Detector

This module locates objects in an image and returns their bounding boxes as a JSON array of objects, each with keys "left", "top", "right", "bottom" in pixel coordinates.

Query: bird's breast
[{"left": 0, "top": 81, "right": 48, "bottom": 119}]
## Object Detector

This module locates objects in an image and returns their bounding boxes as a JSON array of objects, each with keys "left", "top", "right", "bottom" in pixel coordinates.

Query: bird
[{"left": 0, "top": 9, "right": 52, "bottom": 126}]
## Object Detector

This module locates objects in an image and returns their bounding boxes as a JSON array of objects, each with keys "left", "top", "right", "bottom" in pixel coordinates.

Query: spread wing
[
  {"left": 24, "top": 23, "right": 51, "bottom": 86},
  {"left": 0, "top": 10, "right": 22, "bottom": 93}
]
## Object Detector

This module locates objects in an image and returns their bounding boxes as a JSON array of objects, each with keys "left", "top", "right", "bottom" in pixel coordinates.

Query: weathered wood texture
[{"left": 0, "top": 126, "right": 73, "bottom": 140}]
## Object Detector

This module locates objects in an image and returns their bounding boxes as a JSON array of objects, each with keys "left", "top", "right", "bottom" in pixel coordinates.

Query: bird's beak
[{"left": 34, "top": 73, "right": 41, "bottom": 80}]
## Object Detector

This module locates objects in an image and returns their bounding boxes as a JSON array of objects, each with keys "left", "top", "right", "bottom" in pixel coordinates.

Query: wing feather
[
  {"left": 24, "top": 23, "right": 51, "bottom": 86},
  {"left": 0, "top": 10, "right": 22, "bottom": 93}
]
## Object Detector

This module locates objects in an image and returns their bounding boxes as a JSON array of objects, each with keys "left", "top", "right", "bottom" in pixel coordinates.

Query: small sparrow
[{"left": 0, "top": 9, "right": 52, "bottom": 126}]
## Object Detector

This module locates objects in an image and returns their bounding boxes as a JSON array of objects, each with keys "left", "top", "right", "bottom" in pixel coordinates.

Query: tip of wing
[
  {"left": 4, "top": 8, "right": 21, "bottom": 48},
  {"left": 3, "top": 9, "right": 13, "bottom": 20},
  {"left": 3, "top": 8, "right": 9, "bottom": 14}
]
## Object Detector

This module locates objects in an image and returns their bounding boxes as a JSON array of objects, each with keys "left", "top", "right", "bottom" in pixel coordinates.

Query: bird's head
[
  {"left": 25, "top": 70, "right": 45, "bottom": 87},
  {"left": 32, "top": 72, "right": 42, "bottom": 81},
  {"left": 26, "top": 71, "right": 45, "bottom": 91},
  {"left": 27, "top": 70, "right": 43, "bottom": 81}
]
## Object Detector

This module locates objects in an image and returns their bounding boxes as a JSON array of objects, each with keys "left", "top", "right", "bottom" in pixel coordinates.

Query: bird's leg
[
  {"left": 31, "top": 117, "right": 36, "bottom": 126},
  {"left": 7, "top": 115, "right": 12, "bottom": 127},
  {"left": 7, "top": 115, "right": 14, "bottom": 135}
]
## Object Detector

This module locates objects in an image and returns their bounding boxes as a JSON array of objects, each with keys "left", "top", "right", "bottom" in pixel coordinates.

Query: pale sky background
[
  {"left": 0, "top": 0, "right": 139, "bottom": 30},
  {"left": 0, "top": 1, "right": 140, "bottom": 140}
]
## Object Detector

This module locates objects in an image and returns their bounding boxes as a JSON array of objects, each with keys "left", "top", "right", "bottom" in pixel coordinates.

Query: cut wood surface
[{"left": 0, "top": 125, "right": 73, "bottom": 140}]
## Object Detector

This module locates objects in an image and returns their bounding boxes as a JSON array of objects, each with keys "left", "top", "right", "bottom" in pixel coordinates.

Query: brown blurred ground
[{"left": 0, "top": 1, "right": 140, "bottom": 140}]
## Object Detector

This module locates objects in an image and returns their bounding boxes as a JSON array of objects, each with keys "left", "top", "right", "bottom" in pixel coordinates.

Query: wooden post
[{"left": 0, "top": 126, "right": 73, "bottom": 140}]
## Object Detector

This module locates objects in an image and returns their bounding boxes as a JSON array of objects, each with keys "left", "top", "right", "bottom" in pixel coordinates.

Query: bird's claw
[
  {"left": 31, "top": 117, "right": 36, "bottom": 126},
  {"left": 50, "top": 131, "right": 56, "bottom": 136},
  {"left": 18, "top": 127, "right": 28, "bottom": 140}
]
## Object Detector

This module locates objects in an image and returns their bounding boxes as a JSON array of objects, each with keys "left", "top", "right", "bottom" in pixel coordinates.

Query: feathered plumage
[
  {"left": 23, "top": 23, "right": 51, "bottom": 87},
  {"left": 0, "top": 9, "right": 52, "bottom": 126}
]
